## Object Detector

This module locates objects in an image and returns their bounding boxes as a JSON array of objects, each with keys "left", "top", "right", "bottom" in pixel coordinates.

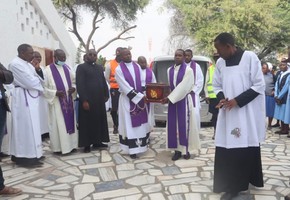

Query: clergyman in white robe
[
  {"left": 141, "top": 67, "right": 156, "bottom": 130},
  {"left": 8, "top": 57, "right": 44, "bottom": 159},
  {"left": 43, "top": 63, "right": 78, "bottom": 154},
  {"left": 115, "top": 61, "right": 152, "bottom": 155},
  {"left": 186, "top": 61, "right": 204, "bottom": 130},
  {"left": 166, "top": 63, "right": 200, "bottom": 155}
]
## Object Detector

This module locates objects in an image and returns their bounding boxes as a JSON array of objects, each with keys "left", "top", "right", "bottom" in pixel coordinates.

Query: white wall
[{"left": 0, "top": 0, "right": 76, "bottom": 67}]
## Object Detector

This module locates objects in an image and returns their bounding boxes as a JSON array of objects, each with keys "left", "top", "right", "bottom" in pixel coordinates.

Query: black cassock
[{"left": 76, "top": 62, "right": 109, "bottom": 147}]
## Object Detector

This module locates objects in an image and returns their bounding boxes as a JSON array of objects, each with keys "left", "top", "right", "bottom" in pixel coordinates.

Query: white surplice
[
  {"left": 166, "top": 64, "right": 201, "bottom": 154},
  {"left": 43, "top": 64, "right": 78, "bottom": 154},
  {"left": 8, "top": 57, "right": 44, "bottom": 158},
  {"left": 186, "top": 62, "right": 204, "bottom": 130},
  {"left": 213, "top": 51, "right": 266, "bottom": 148},
  {"left": 115, "top": 62, "right": 151, "bottom": 154},
  {"left": 141, "top": 68, "right": 156, "bottom": 130}
]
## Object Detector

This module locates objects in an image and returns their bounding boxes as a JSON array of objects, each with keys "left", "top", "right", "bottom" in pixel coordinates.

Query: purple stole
[
  {"left": 168, "top": 62, "right": 188, "bottom": 148},
  {"left": 50, "top": 63, "right": 75, "bottom": 134},
  {"left": 120, "top": 61, "right": 148, "bottom": 127},
  {"left": 145, "top": 68, "right": 153, "bottom": 84},
  {"left": 145, "top": 68, "right": 153, "bottom": 111},
  {"left": 190, "top": 61, "right": 196, "bottom": 107}
]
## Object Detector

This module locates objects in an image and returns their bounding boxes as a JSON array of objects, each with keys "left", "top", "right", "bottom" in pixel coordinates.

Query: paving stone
[
  {"left": 3, "top": 125, "right": 290, "bottom": 199},
  {"left": 118, "top": 169, "right": 143, "bottom": 179},
  {"left": 56, "top": 175, "right": 79, "bottom": 183},
  {"left": 95, "top": 180, "right": 125, "bottom": 192},
  {"left": 92, "top": 187, "right": 140, "bottom": 199},
  {"left": 161, "top": 166, "right": 181, "bottom": 175},
  {"left": 73, "top": 184, "right": 95, "bottom": 200},
  {"left": 82, "top": 174, "right": 100, "bottom": 183},
  {"left": 141, "top": 183, "right": 162, "bottom": 193},
  {"left": 126, "top": 175, "right": 155, "bottom": 186}
]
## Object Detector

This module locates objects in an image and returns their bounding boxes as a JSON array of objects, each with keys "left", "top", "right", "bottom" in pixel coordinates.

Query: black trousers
[{"left": 213, "top": 146, "right": 264, "bottom": 193}]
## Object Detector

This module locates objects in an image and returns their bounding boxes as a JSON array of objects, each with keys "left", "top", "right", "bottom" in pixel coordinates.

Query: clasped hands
[
  {"left": 56, "top": 87, "right": 76, "bottom": 98},
  {"left": 216, "top": 98, "right": 237, "bottom": 110}
]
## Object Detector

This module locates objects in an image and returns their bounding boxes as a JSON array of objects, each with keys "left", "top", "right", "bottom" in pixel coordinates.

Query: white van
[{"left": 151, "top": 55, "right": 212, "bottom": 125}]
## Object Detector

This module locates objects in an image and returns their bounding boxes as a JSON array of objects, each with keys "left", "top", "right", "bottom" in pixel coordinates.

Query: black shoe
[
  {"left": 171, "top": 151, "right": 182, "bottom": 161},
  {"left": 271, "top": 123, "right": 280, "bottom": 128},
  {"left": 285, "top": 195, "right": 290, "bottom": 200},
  {"left": 130, "top": 154, "right": 137, "bottom": 159},
  {"left": 93, "top": 143, "right": 108, "bottom": 148},
  {"left": 220, "top": 192, "right": 238, "bottom": 200},
  {"left": 16, "top": 160, "right": 43, "bottom": 168},
  {"left": 0, "top": 152, "right": 10, "bottom": 158},
  {"left": 70, "top": 149, "right": 77, "bottom": 153},
  {"left": 183, "top": 152, "right": 190, "bottom": 160},
  {"left": 113, "top": 126, "right": 118, "bottom": 134},
  {"left": 84, "top": 146, "right": 91, "bottom": 153},
  {"left": 38, "top": 156, "right": 45, "bottom": 161}
]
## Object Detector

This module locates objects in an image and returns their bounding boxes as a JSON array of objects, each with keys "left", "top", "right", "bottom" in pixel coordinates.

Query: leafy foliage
[{"left": 168, "top": 0, "right": 290, "bottom": 59}]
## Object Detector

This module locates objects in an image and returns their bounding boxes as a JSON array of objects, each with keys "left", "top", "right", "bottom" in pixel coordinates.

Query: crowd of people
[{"left": 0, "top": 32, "right": 289, "bottom": 199}]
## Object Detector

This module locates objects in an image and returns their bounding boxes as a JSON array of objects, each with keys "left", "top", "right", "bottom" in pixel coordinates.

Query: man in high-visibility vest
[
  {"left": 204, "top": 53, "right": 220, "bottom": 139},
  {"left": 105, "top": 47, "right": 123, "bottom": 134}
]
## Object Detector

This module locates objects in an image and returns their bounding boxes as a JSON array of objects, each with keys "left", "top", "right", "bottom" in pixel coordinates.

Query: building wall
[{"left": 0, "top": 0, "right": 76, "bottom": 67}]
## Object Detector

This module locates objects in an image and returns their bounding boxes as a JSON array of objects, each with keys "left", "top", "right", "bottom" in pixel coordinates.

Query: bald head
[
  {"left": 120, "top": 48, "right": 132, "bottom": 63},
  {"left": 137, "top": 56, "right": 147, "bottom": 69},
  {"left": 54, "top": 49, "right": 66, "bottom": 65}
]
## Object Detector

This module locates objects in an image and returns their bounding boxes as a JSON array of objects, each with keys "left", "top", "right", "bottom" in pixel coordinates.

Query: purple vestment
[{"left": 50, "top": 63, "right": 75, "bottom": 134}]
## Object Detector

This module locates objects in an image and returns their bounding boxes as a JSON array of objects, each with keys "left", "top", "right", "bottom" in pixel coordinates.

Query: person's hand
[
  {"left": 205, "top": 97, "right": 210, "bottom": 104},
  {"left": 56, "top": 91, "right": 65, "bottom": 98},
  {"left": 223, "top": 98, "right": 237, "bottom": 110},
  {"left": 82, "top": 101, "right": 90, "bottom": 111},
  {"left": 161, "top": 97, "right": 169, "bottom": 104},
  {"left": 68, "top": 87, "right": 76, "bottom": 95},
  {"left": 31, "top": 59, "right": 40, "bottom": 70},
  {"left": 144, "top": 96, "right": 149, "bottom": 104},
  {"left": 216, "top": 98, "right": 227, "bottom": 109}
]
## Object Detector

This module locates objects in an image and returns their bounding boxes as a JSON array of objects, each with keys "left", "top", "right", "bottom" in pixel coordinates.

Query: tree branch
[
  {"left": 86, "top": 8, "right": 102, "bottom": 51},
  {"left": 67, "top": 5, "right": 86, "bottom": 50},
  {"left": 96, "top": 25, "right": 137, "bottom": 55}
]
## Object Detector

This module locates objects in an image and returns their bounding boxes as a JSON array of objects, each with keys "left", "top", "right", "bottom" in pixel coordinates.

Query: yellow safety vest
[{"left": 207, "top": 64, "right": 217, "bottom": 98}]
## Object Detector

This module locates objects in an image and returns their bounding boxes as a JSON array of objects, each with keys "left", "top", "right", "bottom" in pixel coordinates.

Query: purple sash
[
  {"left": 50, "top": 63, "right": 75, "bottom": 134},
  {"left": 168, "top": 62, "right": 188, "bottom": 148},
  {"left": 145, "top": 68, "right": 153, "bottom": 111},
  {"left": 190, "top": 61, "right": 196, "bottom": 107},
  {"left": 120, "top": 61, "right": 148, "bottom": 127},
  {"left": 145, "top": 68, "right": 153, "bottom": 83}
]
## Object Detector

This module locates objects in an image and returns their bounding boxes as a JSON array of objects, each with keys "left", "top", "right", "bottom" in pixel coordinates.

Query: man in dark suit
[{"left": 0, "top": 63, "right": 22, "bottom": 196}]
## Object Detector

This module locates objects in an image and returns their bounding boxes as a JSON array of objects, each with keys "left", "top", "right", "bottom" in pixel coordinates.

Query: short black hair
[
  {"left": 17, "top": 44, "right": 32, "bottom": 54},
  {"left": 54, "top": 49, "right": 64, "bottom": 57},
  {"left": 176, "top": 49, "right": 185, "bottom": 56},
  {"left": 214, "top": 32, "right": 235, "bottom": 46},
  {"left": 185, "top": 49, "right": 193, "bottom": 55}
]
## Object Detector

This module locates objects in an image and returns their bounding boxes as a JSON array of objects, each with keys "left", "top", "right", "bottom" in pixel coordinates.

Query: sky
[{"left": 69, "top": 0, "right": 171, "bottom": 62}]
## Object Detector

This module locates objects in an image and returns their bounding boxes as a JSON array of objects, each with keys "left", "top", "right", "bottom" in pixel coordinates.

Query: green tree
[
  {"left": 167, "top": 0, "right": 290, "bottom": 59},
  {"left": 53, "top": 0, "right": 150, "bottom": 54}
]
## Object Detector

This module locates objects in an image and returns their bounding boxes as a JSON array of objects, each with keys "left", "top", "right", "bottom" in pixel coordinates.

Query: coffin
[{"left": 145, "top": 83, "right": 171, "bottom": 103}]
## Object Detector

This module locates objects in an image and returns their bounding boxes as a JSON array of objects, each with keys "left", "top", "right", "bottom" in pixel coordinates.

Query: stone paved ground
[{"left": 1, "top": 126, "right": 290, "bottom": 200}]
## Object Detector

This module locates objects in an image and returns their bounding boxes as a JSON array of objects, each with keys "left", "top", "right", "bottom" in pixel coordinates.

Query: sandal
[{"left": 0, "top": 186, "right": 22, "bottom": 196}]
